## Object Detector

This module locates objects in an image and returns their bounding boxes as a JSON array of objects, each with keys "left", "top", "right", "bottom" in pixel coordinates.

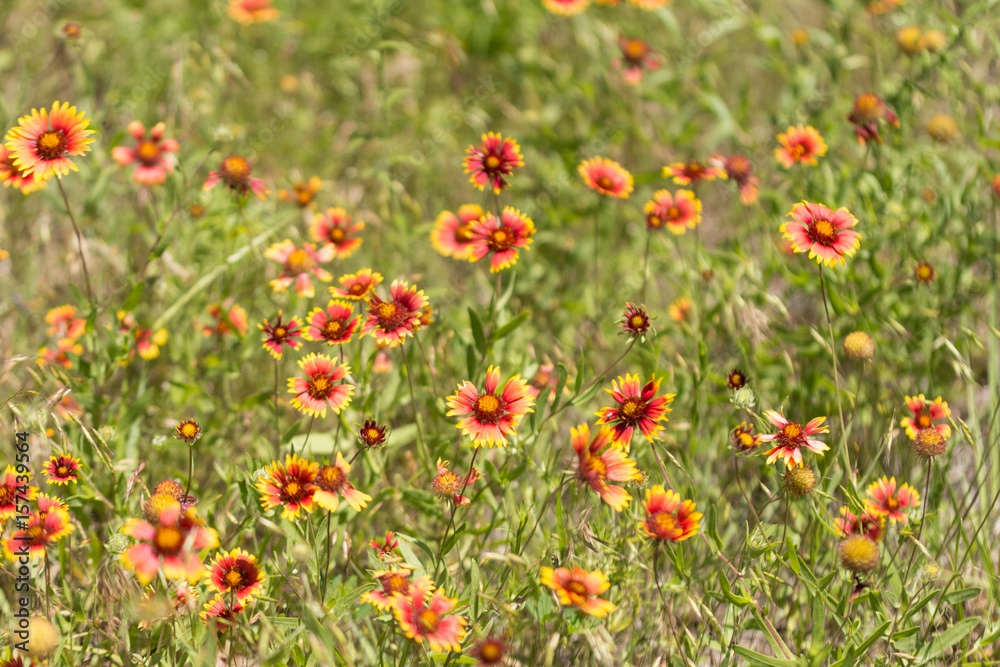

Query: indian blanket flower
[
  {"left": 209, "top": 548, "right": 266, "bottom": 602},
  {"left": 865, "top": 476, "right": 920, "bottom": 525},
  {"left": 5, "top": 101, "right": 95, "bottom": 180},
  {"left": 628, "top": 0, "right": 671, "bottom": 7},
  {"left": 848, "top": 94, "right": 899, "bottom": 145},
  {"left": 203, "top": 156, "right": 268, "bottom": 199},
  {"left": 662, "top": 160, "right": 726, "bottom": 186},
  {"left": 4, "top": 495, "right": 75, "bottom": 561},
  {"left": 361, "top": 279, "right": 428, "bottom": 347},
  {"left": 775, "top": 125, "right": 827, "bottom": 168},
  {"left": 314, "top": 452, "right": 372, "bottom": 512},
  {"left": 758, "top": 410, "right": 830, "bottom": 470},
  {"left": 644, "top": 189, "right": 701, "bottom": 234},
  {"left": 121, "top": 498, "right": 219, "bottom": 585},
  {"left": 111, "top": 121, "right": 180, "bottom": 185},
  {"left": 731, "top": 422, "right": 761, "bottom": 454},
  {"left": 0, "top": 145, "right": 47, "bottom": 194},
  {"left": 572, "top": 423, "right": 641, "bottom": 512},
  {"left": 540, "top": 567, "right": 616, "bottom": 618},
  {"left": 359, "top": 418, "right": 389, "bottom": 450},
  {"left": 615, "top": 37, "right": 661, "bottom": 85},
  {"left": 392, "top": 576, "right": 467, "bottom": 652},
  {"left": 304, "top": 301, "right": 360, "bottom": 346},
  {"left": 446, "top": 365, "right": 535, "bottom": 448},
  {"left": 200, "top": 594, "right": 245, "bottom": 632},
  {"left": 900, "top": 394, "right": 951, "bottom": 440},
  {"left": 914, "top": 261, "right": 936, "bottom": 284},
  {"left": 835, "top": 506, "right": 884, "bottom": 542},
  {"left": 595, "top": 374, "right": 674, "bottom": 450},
  {"left": 256, "top": 454, "right": 319, "bottom": 520},
  {"left": 668, "top": 297, "right": 691, "bottom": 322},
  {"left": 464, "top": 132, "right": 523, "bottom": 194},
  {"left": 45, "top": 304, "right": 85, "bottom": 343},
  {"left": 620, "top": 302, "right": 653, "bottom": 339},
  {"left": 309, "top": 207, "right": 364, "bottom": 258},
  {"left": 202, "top": 300, "right": 248, "bottom": 337},
  {"left": 287, "top": 353, "right": 353, "bottom": 418},
  {"left": 471, "top": 637, "right": 508, "bottom": 666},
  {"left": 332, "top": 268, "right": 383, "bottom": 301},
  {"left": 710, "top": 153, "right": 759, "bottom": 205},
  {"left": 467, "top": 207, "right": 535, "bottom": 272},
  {"left": 259, "top": 311, "right": 305, "bottom": 359},
  {"left": 579, "top": 156, "right": 634, "bottom": 198},
  {"left": 431, "top": 205, "right": 484, "bottom": 259},
  {"left": 361, "top": 568, "right": 412, "bottom": 610},
  {"left": 42, "top": 454, "right": 81, "bottom": 485},
  {"left": 264, "top": 240, "right": 334, "bottom": 298},
  {"left": 527, "top": 363, "right": 560, "bottom": 400},
  {"left": 174, "top": 419, "right": 202, "bottom": 445},
  {"left": 228, "top": 0, "right": 280, "bottom": 25},
  {"left": 726, "top": 368, "right": 749, "bottom": 389},
  {"left": 543, "top": 0, "right": 589, "bottom": 14},
  {"left": 278, "top": 176, "right": 321, "bottom": 208},
  {"left": 780, "top": 201, "right": 861, "bottom": 267},
  {"left": 1, "top": 466, "right": 38, "bottom": 522},
  {"left": 638, "top": 486, "right": 701, "bottom": 542},
  {"left": 37, "top": 339, "right": 83, "bottom": 369},
  {"left": 432, "top": 458, "right": 483, "bottom": 507}
]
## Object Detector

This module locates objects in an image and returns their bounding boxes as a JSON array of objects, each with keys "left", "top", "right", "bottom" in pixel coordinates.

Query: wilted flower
[
  {"left": 432, "top": 458, "right": 483, "bottom": 507},
  {"left": 731, "top": 422, "right": 760, "bottom": 454},
  {"left": 843, "top": 331, "right": 875, "bottom": 360},
  {"left": 926, "top": 114, "right": 959, "bottom": 143},
  {"left": 615, "top": 37, "right": 661, "bottom": 84},
  {"left": 839, "top": 535, "right": 879, "bottom": 575},
  {"left": 914, "top": 261, "right": 935, "bottom": 284},
  {"left": 278, "top": 176, "right": 321, "bottom": 208},
  {"left": 847, "top": 94, "right": 899, "bottom": 145}
]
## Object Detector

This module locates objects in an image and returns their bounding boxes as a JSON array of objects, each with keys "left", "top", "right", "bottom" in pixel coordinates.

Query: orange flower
[
  {"left": 0, "top": 145, "right": 47, "bottom": 194},
  {"left": 228, "top": 0, "right": 280, "bottom": 24},
  {"left": 331, "top": 268, "right": 384, "bottom": 301},
  {"left": 202, "top": 300, "right": 248, "bottom": 337},
  {"left": 392, "top": 576, "right": 467, "bottom": 652},
  {"left": 662, "top": 160, "right": 726, "bottom": 186},
  {"left": 361, "top": 568, "right": 412, "bottom": 610},
  {"left": 540, "top": 567, "right": 616, "bottom": 617},
  {"left": 644, "top": 189, "right": 701, "bottom": 234},
  {"left": 304, "top": 301, "right": 360, "bottom": 346},
  {"left": 775, "top": 125, "right": 827, "bottom": 168},
  {"left": 899, "top": 394, "right": 951, "bottom": 440},
  {"left": 446, "top": 365, "right": 535, "bottom": 448},
  {"left": 37, "top": 339, "right": 83, "bottom": 369},
  {"left": 864, "top": 476, "right": 920, "bottom": 525},
  {"left": 120, "top": 498, "right": 218, "bottom": 584},
  {"left": 431, "top": 205, "right": 485, "bottom": 259},
  {"left": 0, "top": 466, "right": 38, "bottom": 522},
  {"left": 42, "top": 454, "right": 81, "bottom": 485},
  {"left": 572, "top": 423, "right": 641, "bottom": 512},
  {"left": 313, "top": 452, "right": 372, "bottom": 512},
  {"left": 278, "top": 176, "right": 322, "bottom": 208},
  {"left": 209, "top": 548, "right": 266, "bottom": 602},
  {"left": 111, "top": 120, "right": 180, "bottom": 185},
  {"left": 5, "top": 101, "right": 95, "bottom": 180},
  {"left": 255, "top": 454, "right": 319, "bottom": 520},
  {"left": 579, "top": 157, "right": 633, "bottom": 198},
  {"left": 637, "top": 486, "right": 701, "bottom": 542},
  {"left": 310, "top": 207, "right": 364, "bottom": 258},
  {"left": 594, "top": 374, "right": 674, "bottom": 450},
  {"left": 200, "top": 594, "right": 245, "bottom": 633},
  {"left": 203, "top": 156, "right": 268, "bottom": 199},
  {"left": 45, "top": 304, "right": 85, "bottom": 342}
]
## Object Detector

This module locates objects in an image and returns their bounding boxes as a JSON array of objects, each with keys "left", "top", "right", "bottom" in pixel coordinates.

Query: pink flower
[
  {"left": 111, "top": 121, "right": 180, "bottom": 185},
  {"left": 264, "top": 240, "right": 334, "bottom": 298}
]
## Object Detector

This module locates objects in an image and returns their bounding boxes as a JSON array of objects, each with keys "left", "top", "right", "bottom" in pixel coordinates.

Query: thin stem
[
  {"left": 819, "top": 265, "right": 852, "bottom": 485},
  {"left": 56, "top": 178, "right": 94, "bottom": 304},
  {"left": 294, "top": 416, "right": 315, "bottom": 457},
  {"left": 401, "top": 344, "right": 431, "bottom": 474},
  {"left": 521, "top": 476, "right": 570, "bottom": 550},
  {"left": 435, "top": 447, "right": 481, "bottom": 576},
  {"left": 183, "top": 445, "right": 194, "bottom": 499},
  {"left": 321, "top": 512, "right": 332, "bottom": 605},
  {"left": 274, "top": 358, "right": 280, "bottom": 453},
  {"left": 888, "top": 461, "right": 933, "bottom": 640}
]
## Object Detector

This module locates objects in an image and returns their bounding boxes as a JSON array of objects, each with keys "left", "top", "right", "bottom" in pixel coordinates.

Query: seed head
[
  {"left": 839, "top": 535, "right": 879, "bottom": 575},
  {"left": 843, "top": 331, "right": 875, "bottom": 360},
  {"left": 912, "top": 427, "right": 948, "bottom": 459},
  {"left": 783, "top": 465, "right": 816, "bottom": 498}
]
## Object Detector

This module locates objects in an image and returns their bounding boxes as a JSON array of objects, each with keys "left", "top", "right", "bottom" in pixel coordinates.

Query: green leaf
[
  {"left": 468, "top": 307, "right": 487, "bottom": 354},
  {"left": 732, "top": 646, "right": 799, "bottom": 667},
  {"left": 122, "top": 281, "right": 145, "bottom": 312},
  {"left": 706, "top": 504, "right": 724, "bottom": 551},
  {"left": 942, "top": 588, "right": 981, "bottom": 605},
  {"left": 492, "top": 311, "right": 530, "bottom": 341},
  {"left": 853, "top": 620, "right": 891, "bottom": 658},
  {"left": 718, "top": 571, "right": 751, "bottom": 607},
  {"left": 917, "top": 617, "right": 980, "bottom": 662}
]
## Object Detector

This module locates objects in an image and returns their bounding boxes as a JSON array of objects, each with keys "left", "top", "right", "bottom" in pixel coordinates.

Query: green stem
[
  {"left": 56, "top": 178, "right": 94, "bottom": 304},
  {"left": 819, "top": 265, "right": 852, "bottom": 485},
  {"left": 401, "top": 343, "right": 431, "bottom": 475}
]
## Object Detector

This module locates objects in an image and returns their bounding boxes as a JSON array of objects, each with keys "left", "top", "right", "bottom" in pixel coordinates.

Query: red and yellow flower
[
  {"left": 314, "top": 452, "right": 372, "bottom": 512},
  {"left": 265, "top": 240, "right": 334, "bottom": 298},
  {"left": 199, "top": 594, "right": 245, "bottom": 633},
  {"left": 332, "top": 268, "right": 384, "bottom": 301},
  {"left": 835, "top": 506, "right": 884, "bottom": 542},
  {"left": 540, "top": 567, "right": 616, "bottom": 618},
  {"left": 572, "top": 423, "right": 641, "bottom": 512},
  {"left": 229, "top": 0, "right": 280, "bottom": 23},
  {"left": 203, "top": 156, "right": 268, "bottom": 199},
  {"left": 111, "top": 121, "right": 180, "bottom": 185},
  {"left": 758, "top": 410, "right": 829, "bottom": 470},
  {"left": 847, "top": 94, "right": 899, "bottom": 145},
  {"left": 446, "top": 365, "right": 535, "bottom": 448},
  {"left": 431, "top": 205, "right": 484, "bottom": 259},
  {"left": 370, "top": 531, "right": 399, "bottom": 559},
  {"left": 202, "top": 300, "right": 248, "bottom": 338},
  {"left": 361, "top": 568, "right": 412, "bottom": 610},
  {"left": 45, "top": 304, "right": 85, "bottom": 343},
  {"left": 900, "top": 394, "right": 951, "bottom": 440},
  {"left": 774, "top": 125, "right": 827, "bottom": 168},
  {"left": 637, "top": 486, "right": 701, "bottom": 542},
  {"left": 780, "top": 201, "right": 861, "bottom": 267},
  {"left": 432, "top": 458, "right": 483, "bottom": 507},
  {"left": 278, "top": 176, "right": 321, "bottom": 208},
  {"left": 310, "top": 207, "right": 364, "bottom": 258},
  {"left": 1, "top": 466, "right": 37, "bottom": 521},
  {"left": 4, "top": 494, "right": 75, "bottom": 561},
  {"left": 579, "top": 157, "right": 633, "bottom": 198},
  {"left": 256, "top": 454, "right": 319, "bottom": 520},
  {"left": 464, "top": 132, "right": 524, "bottom": 194},
  {"left": 731, "top": 422, "right": 761, "bottom": 454},
  {"left": 0, "top": 145, "right": 47, "bottom": 194},
  {"left": 710, "top": 153, "right": 759, "bottom": 205},
  {"left": 467, "top": 207, "right": 535, "bottom": 272},
  {"left": 662, "top": 160, "right": 726, "bottom": 186},
  {"left": 259, "top": 311, "right": 305, "bottom": 360},
  {"left": 121, "top": 498, "right": 219, "bottom": 585},
  {"left": 595, "top": 374, "right": 674, "bottom": 450},
  {"left": 392, "top": 576, "right": 467, "bottom": 652},
  {"left": 615, "top": 37, "right": 661, "bottom": 85},
  {"left": 42, "top": 454, "right": 81, "bottom": 485},
  {"left": 543, "top": 0, "right": 590, "bottom": 14},
  {"left": 287, "top": 353, "right": 353, "bottom": 418},
  {"left": 37, "top": 339, "right": 83, "bottom": 369},
  {"left": 361, "top": 280, "right": 428, "bottom": 347},
  {"left": 209, "top": 548, "right": 266, "bottom": 602},
  {"left": 305, "top": 301, "right": 360, "bottom": 346},
  {"left": 865, "top": 476, "right": 919, "bottom": 525},
  {"left": 5, "top": 101, "right": 95, "bottom": 180},
  {"left": 644, "top": 189, "right": 701, "bottom": 234}
]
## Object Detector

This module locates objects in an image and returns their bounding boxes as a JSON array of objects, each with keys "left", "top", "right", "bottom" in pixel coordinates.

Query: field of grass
[{"left": 3, "top": 0, "right": 1000, "bottom": 665}]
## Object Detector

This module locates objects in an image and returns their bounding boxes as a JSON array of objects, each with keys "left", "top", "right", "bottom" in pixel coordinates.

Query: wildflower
[
  {"left": 637, "top": 486, "right": 701, "bottom": 541},
  {"left": 202, "top": 300, "right": 248, "bottom": 338},
  {"left": 203, "top": 155, "right": 268, "bottom": 198},
  {"left": 121, "top": 498, "right": 219, "bottom": 584},
  {"left": 0, "top": 145, "right": 47, "bottom": 194},
  {"left": 572, "top": 423, "right": 641, "bottom": 511},
  {"left": 991, "top": 174, "right": 1000, "bottom": 199},
  {"left": 540, "top": 567, "right": 616, "bottom": 618},
  {"left": 464, "top": 132, "right": 523, "bottom": 194},
  {"left": 287, "top": 353, "right": 353, "bottom": 418},
  {"left": 332, "top": 268, "right": 384, "bottom": 301},
  {"left": 467, "top": 207, "right": 535, "bottom": 272},
  {"left": 926, "top": 114, "right": 959, "bottom": 143},
  {"left": 914, "top": 261, "right": 935, "bottom": 284},
  {"left": 62, "top": 22, "right": 82, "bottom": 39},
  {"left": 5, "top": 101, "right": 95, "bottom": 180},
  {"left": 174, "top": 419, "right": 202, "bottom": 445},
  {"left": 780, "top": 201, "right": 861, "bottom": 267},
  {"left": 543, "top": 0, "right": 589, "bottom": 14},
  {"left": 370, "top": 531, "right": 399, "bottom": 559},
  {"left": 866, "top": 0, "right": 901, "bottom": 14},
  {"left": 45, "top": 304, "right": 85, "bottom": 342},
  {"left": 3, "top": 495, "right": 75, "bottom": 561},
  {"left": 912, "top": 428, "right": 948, "bottom": 459},
  {"left": 710, "top": 153, "right": 759, "bottom": 205},
  {"left": 135, "top": 327, "right": 167, "bottom": 360},
  {"left": 199, "top": 594, "right": 245, "bottom": 632},
  {"left": 839, "top": 535, "right": 879, "bottom": 575},
  {"left": 668, "top": 297, "right": 691, "bottom": 322},
  {"left": 758, "top": 410, "right": 829, "bottom": 470},
  {"left": 1, "top": 466, "right": 37, "bottom": 522},
  {"left": 791, "top": 29, "right": 809, "bottom": 45},
  {"left": 361, "top": 280, "right": 428, "bottom": 347},
  {"left": 615, "top": 37, "right": 661, "bottom": 85},
  {"left": 256, "top": 454, "right": 319, "bottom": 520},
  {"left": 361, "top": 568, "right": 412, "bottom": 610},
  {"left": 900, "top": 394, "right": 951, "bottom": 440},
  {"left": 137, "top": 583, "right": 197, "bottom": 630},
  {"left": 314, "top": 452, "right": 372, "bottom": 512},
  {"left": 228, "top": 0, "right": 280, "bottom": 25},
  {"left": 278, "top": 176, "right": 321, "bottom": 208},
  {"left": 731, "top": 422, "right": 761, "bottom": 454},
  {"left": 431, "top": 205, "right": 484, "bottom": 260},
  {"left": 579, "top": 157, "right": 634, "bottom": 198},
  {"left": 896, "top": 26, "right": 923, "bottom": 55},
  {"left": 111, "top": 121, "right": 180, "bottom": 185},
  {"left": 310, "top": 207, "right": 364, "bottom": 258},
  {"left": 43, "top": 454, "right": 81, "bottom": 485},
  {"left": 628, "top": 0, "right": 671, "bottom": 7},
  {"left": 783, "top": 465, "right": 816, "bottom": 498},
  {"left": 595, "top": 374, "right": 674, "bottom": 450},
  {"left": 843, "top": 331, "right": 875, "bottom": 360},
  {"left": 37, "top": 339, "right": 83, "bottom": 369},
  {"left": 415, "top": 305, "right": 434, "bottom": 331},
  {"left": 847, "top": 94, "right": 899, "bottom": 145},
  {"left": 432, "top": 458, "right": 483, "bottom": 507},
  {"left": 304, "top": 301, "right": 360, "bottom": 346},
  {"left": 836, "top": 506, "right": 884, "bottom": 542},
  {"left": 471, "top": 637, "right": 508, "bottom": 666},
  {"left": 865, "top": 477, "right": 919, "bottom": 524},
  {"left": 392, "top": 576, "right": 468, "bottom": 652},
  {"left": 620, "top": 303, "right": 653, "bottom": 338},
  {"left": 259, "top": 311, "right": 305, "bottom": 360},
  {"left": 774, "top": 125, "right": 827, "bottom": 168},
  {"left": 208, "top": 548, "right": 265, "bottom": 602},
  {"left": 527, "top": 363, "right": 561, "bottom": 400},
  {"left": 53, "top": 388, "right": 82, "bottom": 419},
  {"left": 358, "top": 418, "right": 389, "bottom": 449},
  {"left": 644, "top": 189, "right": 701, "bottom": 234},
  {"left": 662, "top": 160, "right": 726, "bottom": 186},
  {"left": 264, "top": 240, "right": 334, "bottom": 298},
  {"left": 726, "top": 368, "right": 748, "bottom": 390},
  {"left": 446, "top": 365, "right": 534, "bottom": 448}
]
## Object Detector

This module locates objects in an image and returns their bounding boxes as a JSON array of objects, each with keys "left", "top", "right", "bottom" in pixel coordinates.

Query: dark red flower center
[
  {"left": 807, "top": 218, "right": 837, "bottom": 245},
  {"left": 308, "top": 374, "right": 335, "bottom": 400},
  {"left": 137, "top": 140, "right": 160, "bottom": 165},
  {"left": 646, "top": 213, "right": 663, "bottom": 228},
  {"left": 484, "top": 155, "right": 502, "bottom": 171},
  {"left": 286, "top": 249, "right": 315, "bottom": 275},
  {"left": 322, "top": 319, "right": 345, "bottom": 339},
  {"left": 36, "top": 130, "right": 68, "bottom": 160},
  {"left": 777, "top": 422, "right": 805, "bottom": 449},
  {"left": 649, "top": 511, "right": 679, "bottom": 538},
  {"left": 281, "top": 478, "right": 310, "bottom": 503},
  {"left": 57, "top": 465, "right": 69, "bottom": 477},
  {"left": 623, "top": 39, "right": 649, "bottom": 64},
  {"left": 619, "top": 397, "right": 647, "bottom": 422},
  {"left": 684, "top": 162, "right": 706, "bottom": 180},
  {"left": 916, "top": 413, "right": 932, "bottom": 429},
  {"left": 567, "top": 580, "right": 588, "bottom": 596},
  {"left": 272, "top": 326, "right": 288, "bottom": 342},
  {"left": 349, "top": 283, "right": 368, "bottom": 296},
  {"left": 474, "top": 394, "right": 502, "bottom": 424},
  {"left": 316, "top": 465, "right": 346, "bottom": 492},
  {"left": 375, "top": 300, "right": 407, "bottom": 332},
  {"left": 328, "top": 227, "right": 346, "bottom": 243},
  {"left": 479, "top": 640, "right": 504, "bottom": 662},
  {"left": 487, "top": 226, "right": 515, "bottom": 252},
  {"left": 384, "top": 573, "right": 409, "bottom": 594},
  {"left": 596, "top": 176, "right": 615, "bottom": 191},
  {"left": 790, "top": 143, "right": 808, "bottom": 159}
]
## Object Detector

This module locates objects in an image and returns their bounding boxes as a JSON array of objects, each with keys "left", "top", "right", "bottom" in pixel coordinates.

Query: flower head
[
  {"left": 1, "top": 466, "right": 38, "bottom": 522},
  {"left": 202, "top": 300, "right": 248, "bottom": 338},
  {"left": 710, "top": 153, "right": 759, "bottom": 205},
  {"left": 843, "top": 331, "right": 875, "bottom": 360},
  {"left": 644, "top": 189, "right": 701, "bottom": 234},
  {"left": 199, "top": 594, "right": 245, "bottom": 633},
  {"left": 620, "top": 302, "right": 653, "bottom": 339},
  {"left": 203, "top": 156, "right": 268, "bottom": 199},
  {"left": 847, "top": 94, "right": 899, "bottom": 145},
  {"left": 780, "top": 201, "right": 861, "bottom": 267},
  {"left": 731, "top": 422, "right": 760, "bottom": 454},
  {"left": 913, "top": 428, "right": 948, "bottom": 459},
  {"left": 471, "top": 636, "right": 508, "bottom": 666},
  {"left": 358, "top": 418, "right": 389, "bottom": 450},
  {"left": 361, "top": 568, "right": 412, "bottom": 610},
  {"left": 278, "top": 176, "right": 322, "bottom": 208},
  {"left": 540, "top": 567, "right": 616, "bottom": 618},
  {"left": 432, "top": 458, "right": 484, "bottom": 507},
  {"left": 37, "top": 339, "right": 83, "bottom": 369},
  {"left": 914, "top": 261, "right": 936, "bottom": 285},
  {"left": 758, "top": 410, "right": 829, "bottom": 470},
  {"left": 4, "top": 494, "right": 75, "bottom": 561},
  {"left": 259, "top": 311, "right": 305, "bottom": 360},
  {"left": 726, "top": 368, "right": 749, "bottom": 390},
  {"left": 467, "top": 207, "right": 535, "bottom": 272},
  {"left": 121, "top": 499, "right": 219, "bottom": 585},
  {"left": 543, "top": 0, "right": 589, "bottom": 14},
  {"left": 446, "top": 365, "right": 535, "bottom": 448},
  {"left": 332, "top": 268, "right": 384, "bottom": 301},
  {"left": 42, "top": 454, "right": 81, "bottom": 485},
  {"left": 304, "top": 301, "right": 360, "bottom": 346},
  {"left": 839, "top": 535, "right": 879, "bottom": 575},
  {"left": 835, "top": 505, "right": 884, "bottom": 542},
  {"left": 265, "top": 240, "right": 334, "bottom": 298},
  {"left": 111, "top": 121, "right": 180, "bottom": 185},
  {"left": 900, "top": 394, "right": 951, "bottom": 440},
  {"left": 314, "top": 452, "right": 372, "bottom": 512},
  {"left": 572, "top": 423, "right": 641, "bottom": 511},
  {"left": 287, "top": 353, "right": 353, "bottom": 418},
  {"left": 174, "top": 419, "right": 202, "bottom": 445},
  {"left": 662, "top": 160, "right": 726, "bottom": 186},
  {"left": 464, "top": 132, "right": 523, "bottom": 194},
  {"left": 668, "top": 297, "right": 691, "bottom": 322},
  {"left": 5, "top": 101, "right": 95, "bottom": 180},
  {"left": 310, "top": 208, "right": 364, "bottom": 258},
  {"left": 256, "top": 454, "right": 319, "bottom": 520},
  {"left": 210, "top": 548, "right": 266, "bottom": 602},
  {"left": 392, "top": 577, "right": 467, "bottom": 652},
  {"left": 783, "top": 465, "right": 816, "bottom": 498},
  {"left": 228, "top": 0, "right": 280, "bottom": 25},
  {"left": 926, "top": 114, "right": 959, "bottom": 143},
  {"left": 774, "top": 125, "right": 827, "bottom": 168},
  {"left": 0, "top": 145, "right": 47, "bottom": 194},
  {"left": 361, "top": 280, "right": 428, "bottom": 347},
  {"left": 615, "top": 37, "right": 661, "bottom": 84},
  {"left": 579, "top": 157, "right": 633, "bottom": 198},
  {"left": 45, "top": 305, "right": 86, "bottom": 343},
  {"left": 865, "top": 476, "right": 919, "bottom": 525},
  {"left": 431, "top": 205, "right": 484, "bottom": 260},
  {"left": 595, "top": 374, "right": 674, "bottom": 450},
  {"left": 370, "top": 531, "right": 399, "bottom": 559},
  {"left": 637, "top": 486, "right": 701, "bottom": 541}
]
